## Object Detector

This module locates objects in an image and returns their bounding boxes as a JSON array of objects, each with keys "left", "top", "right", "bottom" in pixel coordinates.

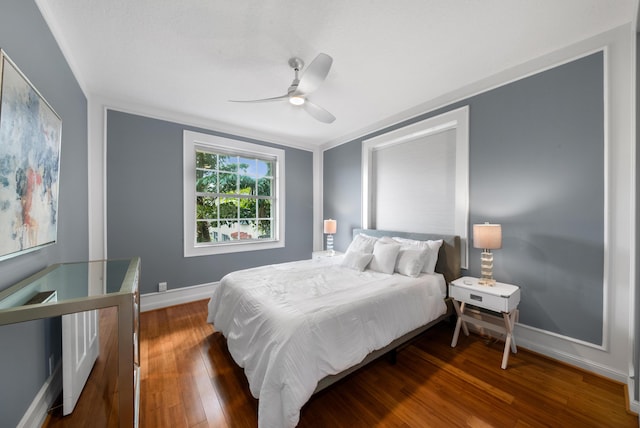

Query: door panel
[{"left": 62, "top": 309, "right": 99, "bottom": 415}]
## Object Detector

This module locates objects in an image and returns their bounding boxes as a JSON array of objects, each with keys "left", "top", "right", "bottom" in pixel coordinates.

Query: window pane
[
  {"left": 220, "top": 219, "right": 238, "bottom": 241},
  {"left": 196, "top": 196, "right": 217, "bottom": 219},
  {"left": 196, "top": 170, "right": 217, "bottom": 193},
  {"left": 233, "top": 228, "right": 254, "bottom": 240},
  {"left": 240, "top": 222, "right": 263, "bottom": 240},
  {"left": 196, "top": 151, "right": 216, "bottom": 169},
  {"left": 219, "top": 197, "right": 238, "bottom": 219},
  {"left": 219, "top": 172, "right": 237, "bottom": 193},
  {"left": 240, "top": 199, "right": 256, "bottom": 219},
  {"left": 258, "top": 220, "right": 272, "bottom": 239},
  {"left": 210, "top": 222, "right": 222, "bottom": 242},
  {"left": 257, "top": 177, "right": 272, "bottom": 196},
  {"left": 238, "top": 157, "right": 256, "bottom": 175},
  {"left": 196, "top": 220, "right": 218, "bottom": 243},
  {"left": 257, "top": 160, "right": 272, "bottom": 178},
  {"left": 240, "top": 175, "right": 256, "bottom": 194},
  {"left": 258, "top": 199, "right": 271, "bottom": 218},
  {"left": 219, "top": 222, "right": 235, "bottom": 241},
  {"left": 219, "top": 155, "right": 236, "bottom": 171}
]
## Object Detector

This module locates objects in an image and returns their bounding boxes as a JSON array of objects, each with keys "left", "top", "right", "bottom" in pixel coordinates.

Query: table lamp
[
  {"left": 323, "top": 219, "right": 337, "bottom": 255},
  {"left": 473, "top": 223, "right": 502, "bottom": 286}
]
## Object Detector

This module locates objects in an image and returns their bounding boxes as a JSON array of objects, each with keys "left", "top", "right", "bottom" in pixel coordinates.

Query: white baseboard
[
  {"left": 463, "top": 322, "right": 627, "bottom": 382},
  {"left": 515, "top": 335, "right": 626, "bottom": 382},
  {"left": 18, "top": 361, "right": 62, "bottom": 428},
  {"left": 628, "top": 377, "right": 639, "bottom": 415},
  {"left": 140, "top": 282, "right": 217, "bottom": 312},
  {"left": 629, "top": 395, "right": 639, "bottom": 414}
]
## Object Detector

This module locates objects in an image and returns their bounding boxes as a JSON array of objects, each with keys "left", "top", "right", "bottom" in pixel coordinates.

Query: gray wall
[
  {"left": 324, "top": 52, "right": 604, "bottom": 345},
  {"left": 323, "top": 140, "right": 362, "bottom": 247},
  {"left": 0, "top": 1, "right": 88, "bottom": 426},
  {"left": 106, "top": 110, "right": 314, "bottom": 294}
]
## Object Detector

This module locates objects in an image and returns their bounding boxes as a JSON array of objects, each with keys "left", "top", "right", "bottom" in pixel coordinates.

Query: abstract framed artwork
[{"left": 0, "top": 49, "right": 62, "bottom": 261}]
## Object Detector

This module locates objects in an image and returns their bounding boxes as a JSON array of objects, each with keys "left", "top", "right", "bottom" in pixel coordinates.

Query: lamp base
[
  {"left": 478, "top": 277, "right": 496, "bottom": 286},
  {"left": 326, "top": 234, "right": 334, "bottom": 256},
  {"left": 479, "top": 250, "right": 496, "bottom": 286}
]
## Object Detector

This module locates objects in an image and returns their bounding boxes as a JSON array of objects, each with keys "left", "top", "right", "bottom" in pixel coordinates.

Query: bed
[{"left": 207, "top": 228, "right": 461, "bottom": 428}]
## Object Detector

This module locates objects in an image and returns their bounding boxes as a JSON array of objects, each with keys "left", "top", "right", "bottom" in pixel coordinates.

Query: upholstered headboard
[{"left": 352, "top": 229, "right": 461, "bottom": 284}]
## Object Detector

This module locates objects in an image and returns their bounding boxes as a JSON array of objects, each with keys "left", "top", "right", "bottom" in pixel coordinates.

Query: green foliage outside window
[{"left": 195, "top": 150, "right": 273, "bottom": 243}]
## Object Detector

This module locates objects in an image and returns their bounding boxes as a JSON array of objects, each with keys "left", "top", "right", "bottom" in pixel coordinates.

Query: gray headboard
[{"left": 352, "top": 229, "right": 461, "bottom": 284}]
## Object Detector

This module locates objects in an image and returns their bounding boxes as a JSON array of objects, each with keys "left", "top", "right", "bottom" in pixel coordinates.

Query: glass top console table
[{"left": 0, "top": 258, "right": 141, "bottom": 427}]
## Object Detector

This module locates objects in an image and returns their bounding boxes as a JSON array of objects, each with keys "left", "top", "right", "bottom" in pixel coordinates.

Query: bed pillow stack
[
  {"left": 367, "top": 239, "right": 401, "bottom": 274},
  {"left": 392, "top": 237, "right": 443, "bottom": 274},
  {"left": 392, "top": 244, "right": 430, "bottom": 277},
  {"left": 341, "top": 233, "right": 443, "bottom": 277}
]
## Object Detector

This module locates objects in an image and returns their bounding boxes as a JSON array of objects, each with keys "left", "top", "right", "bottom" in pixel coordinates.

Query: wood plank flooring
[{"left": 45, "top": 300, "right": 637, "bottom": 427}]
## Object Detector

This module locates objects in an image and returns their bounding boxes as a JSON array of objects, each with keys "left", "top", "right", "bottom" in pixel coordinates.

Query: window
[{"left": 183, "top": 130, "right": 285, "bottom": 256}]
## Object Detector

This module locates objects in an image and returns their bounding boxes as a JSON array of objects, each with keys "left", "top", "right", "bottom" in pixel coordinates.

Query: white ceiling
[{"left": 37, "top": 0, "right": 635, "bottom": 149}]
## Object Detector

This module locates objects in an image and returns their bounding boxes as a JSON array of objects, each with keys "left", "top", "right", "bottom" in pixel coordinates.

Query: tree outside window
[{"left": 195, "top": 150, "right": 274, "bottom": 244}]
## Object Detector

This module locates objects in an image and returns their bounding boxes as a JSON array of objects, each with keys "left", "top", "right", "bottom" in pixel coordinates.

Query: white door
[
  {"left": 62, "top": 309, "right": 99, "bottom": 415},
  {"left": 61, "top": 261, "right": 106, "bottom": 415},
  {"left": 62, "top": 262, "right": 106, "bottom": 415}
]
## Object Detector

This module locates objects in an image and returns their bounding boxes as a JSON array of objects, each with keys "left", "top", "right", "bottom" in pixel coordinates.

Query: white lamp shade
[
  {"left": 323, "top": 219, "right": 337, "bottom": 234},
  {"left": 473, "top": 223, "right": 502, "bottom": 249}
]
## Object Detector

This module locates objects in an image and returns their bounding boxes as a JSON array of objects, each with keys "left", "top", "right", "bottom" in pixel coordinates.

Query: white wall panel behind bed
[
  {"left": 362, "top": 106, "right": 469, "bottom": 268},
  {"left": 372, "top": 129, "right": 456, "bottom": 231}
]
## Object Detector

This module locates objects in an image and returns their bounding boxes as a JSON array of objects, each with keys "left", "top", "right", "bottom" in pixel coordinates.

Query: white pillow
[
  {"left": 341, "top": 251, "right": 374, "bottom": 272},
  {"left": 345, "top": 233, "right": 378, "bottom": 254},
  {"left": 423, "top": 239, "right": 443, "bottom": 273},
  {"left": 395, "top": 247, "right": 429, "bottom": 277},
  {"left": 392, "top": 237, "right": 443, "bottom": 274},
  {"left": 368, "top": 240, "right": 401, "bottom": 274}
]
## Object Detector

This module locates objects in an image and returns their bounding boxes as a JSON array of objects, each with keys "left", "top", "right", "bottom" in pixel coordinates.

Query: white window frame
[
  {"left": 362, "top": 106, "right": 469, "bottom": 268},
  {"left": 183, "top": 130, "right": 285, "bottom": 256}
]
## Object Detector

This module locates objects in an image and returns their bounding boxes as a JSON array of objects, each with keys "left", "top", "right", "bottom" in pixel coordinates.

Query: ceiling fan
[{"left": 229, "top": 53, "right": 336, "bottom": 124}]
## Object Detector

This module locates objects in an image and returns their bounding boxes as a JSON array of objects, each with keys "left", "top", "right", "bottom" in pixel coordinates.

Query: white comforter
[{"left": 207, "top": 256, "right": 447, "bottom": 428}]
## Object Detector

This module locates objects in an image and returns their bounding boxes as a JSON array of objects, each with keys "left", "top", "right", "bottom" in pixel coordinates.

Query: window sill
[{"left": 184, "top": 239, "right": 285, "bottom": 257}]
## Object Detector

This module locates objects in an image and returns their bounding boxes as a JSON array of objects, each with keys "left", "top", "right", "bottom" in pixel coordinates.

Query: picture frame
[{"left": 0, "top": 49, "right": 62, "bottom": 261}]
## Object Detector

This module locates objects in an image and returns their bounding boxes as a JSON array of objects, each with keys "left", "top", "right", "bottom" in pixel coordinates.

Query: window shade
[{"left": 371, "top": 128, "right": 456, "bottom": 233}]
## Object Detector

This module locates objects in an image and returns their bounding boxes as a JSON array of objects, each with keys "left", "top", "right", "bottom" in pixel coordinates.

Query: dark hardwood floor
[{"left": 45, "top": 300, "right": 637, "bottom": 427}]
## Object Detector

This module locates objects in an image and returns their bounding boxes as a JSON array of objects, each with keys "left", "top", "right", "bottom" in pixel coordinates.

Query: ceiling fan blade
[
  {"left": 295, "top": 53, "right": 333, "bottom": 95},
  {"left": 303, "top": 100, "right": 336, "bottom": 124},
  {"left": 229, "top": 94, "right": 289, "bottom": 103}
]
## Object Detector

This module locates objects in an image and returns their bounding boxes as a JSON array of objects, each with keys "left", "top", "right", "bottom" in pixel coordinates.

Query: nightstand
[
  {"left": 312, "top": 250, "right": 343, "bottom": 260},
  {"left": 449, "top": 276, "right": 521, "bottom": 369}
]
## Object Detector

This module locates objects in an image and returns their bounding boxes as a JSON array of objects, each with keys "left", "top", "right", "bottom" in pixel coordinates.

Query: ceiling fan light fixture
[
  {"left": 289, "top": 95, "right": 305, "bottom": 106},
  {"left": 229, "top": 53, "right": 334, "bottom": 123}
]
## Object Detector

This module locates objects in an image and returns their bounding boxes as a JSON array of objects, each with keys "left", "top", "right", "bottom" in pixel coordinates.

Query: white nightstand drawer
[
  {"left": 449, "top": 277, "right": 520, "bottom": 313},
  {"left": 450, "top": 285, "right": 506, "bottom": 312}
]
